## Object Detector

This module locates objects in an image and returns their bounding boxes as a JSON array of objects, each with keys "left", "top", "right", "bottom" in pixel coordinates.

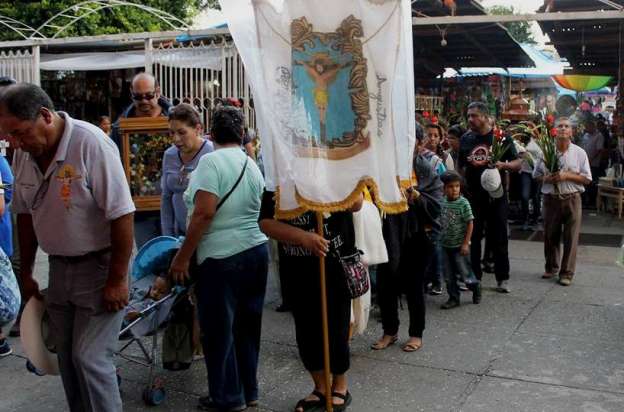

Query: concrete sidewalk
[{"left": 2, "top": 213, "right": 624, "bottom": 412}]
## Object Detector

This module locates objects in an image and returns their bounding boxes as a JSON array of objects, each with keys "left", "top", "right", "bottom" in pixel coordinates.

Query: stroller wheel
[{"left": 143, "top": 386, "right": 166, "bottom": 406}]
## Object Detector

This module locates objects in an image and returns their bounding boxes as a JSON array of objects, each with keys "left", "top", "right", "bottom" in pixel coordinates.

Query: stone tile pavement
[{"left": 2, "top": 214, "right": 624, "bottom": 411}]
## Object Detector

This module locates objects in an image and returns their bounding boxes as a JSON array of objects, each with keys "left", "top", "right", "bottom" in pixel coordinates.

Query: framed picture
[{"left": 119, "top": 117, "right": 171, "bottom": 211}]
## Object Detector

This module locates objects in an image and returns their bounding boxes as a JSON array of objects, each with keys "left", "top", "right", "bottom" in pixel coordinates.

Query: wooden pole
[{"left": 316, "top": 212, "right": 333, "bottom": 412}]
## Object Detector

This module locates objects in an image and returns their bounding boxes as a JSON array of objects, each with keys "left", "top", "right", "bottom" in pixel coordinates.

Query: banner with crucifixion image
[{"left": 220, "top": 0, "right": 415, "bottom": 218}]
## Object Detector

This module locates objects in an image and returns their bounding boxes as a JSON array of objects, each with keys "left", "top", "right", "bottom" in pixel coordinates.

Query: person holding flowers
[
  {"left": 510, "top": 122, "right": 543, "bottom": 231},
  {"left": 458, "top": 102, "right": 521, "bottom": 293},
  {"left": 532, "top": 117, "right": 591, "bottom": 286}
]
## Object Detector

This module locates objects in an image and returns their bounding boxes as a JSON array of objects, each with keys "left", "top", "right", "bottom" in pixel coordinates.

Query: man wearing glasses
[
  {"left": 110, "top": 72, "right": 172, "bottom": 149},
  {"left": 0, "top": 83, "right": 135, "bottom": 412}
]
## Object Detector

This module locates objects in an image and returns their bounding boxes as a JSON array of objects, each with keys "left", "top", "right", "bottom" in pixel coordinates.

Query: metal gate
[
  {"left": 0, "top": 47, "right": 40, "bottom": 85},
  {"left": 151, "top": 39, "right": 255, "bottom": 130}
]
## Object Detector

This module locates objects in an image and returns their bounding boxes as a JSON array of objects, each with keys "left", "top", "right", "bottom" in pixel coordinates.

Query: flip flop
[
  {"left": 331, "top": 391, "right": 352, "bottom": 412},
  {"left": 371, "top": 335, "right": 398, "bottom": 350},
  {"left": 294, "top": 390, "right": 325, "bottom": 412},
  {"left": 402, "top": 341, "right": 423, "bottom": 352}
]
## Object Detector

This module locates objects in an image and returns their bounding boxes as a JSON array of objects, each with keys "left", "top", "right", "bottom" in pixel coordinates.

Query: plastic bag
[
  {"left": 352, "top": 200, "right": 389, "bottom": 266},
  {"left": 0, "top": 248, "right": 20, "bottom": 327}
]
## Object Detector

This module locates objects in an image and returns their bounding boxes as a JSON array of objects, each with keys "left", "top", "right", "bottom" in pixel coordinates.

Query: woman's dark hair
[
  {"left": 447, "top": 124, "right": 465, "bottom": 139},
  {"left": 169, "top": 103, "right": 202, "bottom": 128},
  {"left": 210, "top": 104, "right": 244, "bottom": 145},
  {"left": 440, "top": 170, "right": 463, "bottom": 187}
]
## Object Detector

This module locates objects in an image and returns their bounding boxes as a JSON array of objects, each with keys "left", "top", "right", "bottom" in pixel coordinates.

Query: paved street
[{"left": 2, "top": 213, "right": 624, "bottom": 412}]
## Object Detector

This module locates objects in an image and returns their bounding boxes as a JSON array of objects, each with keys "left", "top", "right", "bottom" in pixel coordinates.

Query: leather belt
[{"left": 50, "top": 247, "right": 112, "bottom": 263}]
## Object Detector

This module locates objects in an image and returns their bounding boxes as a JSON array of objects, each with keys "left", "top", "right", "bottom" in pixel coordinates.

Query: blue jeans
[
  {"left": 194, "top": 243, "right": 269, "bottom": 409},
  {"left": 442, "top": 246, "right": 479, "bottom": 302},
  {"left": 425, "top": 228, "right": 444, "bottom": 288}
]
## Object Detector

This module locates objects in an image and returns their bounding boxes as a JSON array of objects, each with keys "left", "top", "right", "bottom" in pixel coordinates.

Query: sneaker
[
  {"left": 441, "top": 299, "right": 460, "bottom": 310},
  {"left": 558, "top": 277, "right": 572, "bottom": 286},
  {"left": 542, "top": 272, "right": 556, "bottom": 279},
  {"left": 458, "top": 282, "right": 469, "bottom": 292},
  {"left": 469, "top": 283, "right": 482, "bottom": 304},
  {"left": 0, "top": 339, "right": 12, "bottom": 357},
  {"left": 429, "top": 285, "right": 443, "bottom": 296},
  {"left": 496, "top": 281, "right": 510, "bottom": 293},
  {"left": 26, "top": 360, "right": 46, "bottom": 376}
]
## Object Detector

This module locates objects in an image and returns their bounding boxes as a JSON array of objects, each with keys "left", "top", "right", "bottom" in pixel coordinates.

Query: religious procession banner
[{"left": 220, "top": 0, "right": 415, "bottom": 218}]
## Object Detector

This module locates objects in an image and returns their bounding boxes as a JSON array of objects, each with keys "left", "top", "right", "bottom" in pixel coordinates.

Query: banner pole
[{"left": 316, "top": 212, "right": 333, "bottom": 412}]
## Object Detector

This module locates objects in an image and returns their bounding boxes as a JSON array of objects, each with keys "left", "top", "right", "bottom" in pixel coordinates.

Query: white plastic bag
[
  {"left": 352, "top": 200, "right": 388, "bottom": 266},
  {"left": 351, "top": 281, "right": 371, "bottom": 336}
]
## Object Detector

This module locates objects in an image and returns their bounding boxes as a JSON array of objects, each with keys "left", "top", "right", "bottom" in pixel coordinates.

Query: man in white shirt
[
  {"left": 533, "top": 117, "right": 592, "bottom": 286},
  {"left": 0, "top": 83, "right": 135, "bottom": 411}
]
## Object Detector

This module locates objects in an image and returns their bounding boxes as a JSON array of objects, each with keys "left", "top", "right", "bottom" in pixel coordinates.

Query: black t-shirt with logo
[
  {"left": 259, "top": 191, "right": 356, "bottom": 281},
  {"left": 458, "top": 129, "right": 518, "bottom": 200}
]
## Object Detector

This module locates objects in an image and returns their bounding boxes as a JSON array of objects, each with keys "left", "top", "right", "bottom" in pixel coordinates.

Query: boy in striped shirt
[{"left": 440, "top": 171, "right": 482, "bottom": 309}]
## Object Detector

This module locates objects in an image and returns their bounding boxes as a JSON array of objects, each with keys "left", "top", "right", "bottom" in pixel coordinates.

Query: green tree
[
  {"left": 0, "top": 0, "right": 216, "bottom": 41},
  {"left": 488, "top": 5, "right": 537, "bottom": 45}
]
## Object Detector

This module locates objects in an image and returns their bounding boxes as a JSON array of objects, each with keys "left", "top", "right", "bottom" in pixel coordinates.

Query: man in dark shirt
[
  {"left": 110, "top": 72, "right": 172, "bottom": 150},
  {"left": 458, "top": 102, "right": 521, "bottom": 293}
]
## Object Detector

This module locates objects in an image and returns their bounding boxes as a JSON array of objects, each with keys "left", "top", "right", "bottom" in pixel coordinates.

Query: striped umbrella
[{"left": 552, "top": 75, "right": 613, "bottom": 92}]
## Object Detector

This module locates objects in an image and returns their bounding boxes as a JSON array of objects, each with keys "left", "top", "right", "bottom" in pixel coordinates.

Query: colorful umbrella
[{"left": 552, "top": 75, "right": 612, "bottom": 92}]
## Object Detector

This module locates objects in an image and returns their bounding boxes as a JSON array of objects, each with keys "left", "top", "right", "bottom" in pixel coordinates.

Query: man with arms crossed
[{"left": 0, "top": 83, "right": 135, "bottom": 412}]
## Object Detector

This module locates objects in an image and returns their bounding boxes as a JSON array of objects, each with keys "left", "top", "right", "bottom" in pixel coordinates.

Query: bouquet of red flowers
[{"left": 489, "top": 125, "right": 510, "bottom": 167}]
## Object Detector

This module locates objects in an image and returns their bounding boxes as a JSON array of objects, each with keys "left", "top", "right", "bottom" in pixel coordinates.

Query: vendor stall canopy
[
  {"left": 442, "top": 43, "right": 566, "bottom": 79},
  {"left": 412, "top": 0, "right": 533, "bottom": 85},
  {"left": 538, "top": 0, "right": 624, "bottom": 77}
]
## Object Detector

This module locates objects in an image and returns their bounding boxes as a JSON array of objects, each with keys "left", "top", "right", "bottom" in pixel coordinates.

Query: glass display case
[{"left": 119, "top": 117, "right": 171, "bottom": 211}]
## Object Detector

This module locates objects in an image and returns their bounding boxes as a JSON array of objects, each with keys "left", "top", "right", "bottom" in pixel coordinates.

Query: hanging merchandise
[{"left": 220, "top": 0, "right": 415, "bottom": 218}]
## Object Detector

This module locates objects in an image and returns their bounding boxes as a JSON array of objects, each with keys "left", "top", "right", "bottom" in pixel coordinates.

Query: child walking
[{"left": 440, "top": 171, "right": 482, "bottom": 309}]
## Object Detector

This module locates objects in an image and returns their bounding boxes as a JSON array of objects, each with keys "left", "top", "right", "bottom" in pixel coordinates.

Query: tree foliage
[
  {"left": 488, "top": 5, "right": 537, "bottom": 45},
  {"left": 0, "top": 0, "right": 217, "bottom": 41}
]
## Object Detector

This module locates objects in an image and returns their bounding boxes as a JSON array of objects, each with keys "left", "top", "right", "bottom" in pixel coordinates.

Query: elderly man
[
  {"left": 533, "top": 117, "right": 591, "bottom": 286},
  {"left": 0, "top": 83, "right": 135, "bottom": 412},
  {"left": 110, "top": 72, "right": 172, "bottom": 149},
  {"left": 458, "top": 102, "right": 521, "bottom": 293}
]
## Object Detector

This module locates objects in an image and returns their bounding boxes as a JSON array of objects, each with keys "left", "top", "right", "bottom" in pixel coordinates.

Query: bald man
[{"left": 110, "top": 72, "right": 172, "bottom": 149}]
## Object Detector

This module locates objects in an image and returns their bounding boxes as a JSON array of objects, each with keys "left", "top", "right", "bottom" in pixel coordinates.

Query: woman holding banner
[{"left": 260, "top": 195, "right": 362, "bottom": 412}]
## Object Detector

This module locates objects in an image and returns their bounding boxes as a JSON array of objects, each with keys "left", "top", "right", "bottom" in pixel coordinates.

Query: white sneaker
[{"left": 497, "top": 281, "right": 510, "bottom": 293}]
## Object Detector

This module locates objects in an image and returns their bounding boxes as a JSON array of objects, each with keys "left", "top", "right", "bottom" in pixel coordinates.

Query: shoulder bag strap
[{"left": 216, "top": 156, "right": 249, "bottom": 210}]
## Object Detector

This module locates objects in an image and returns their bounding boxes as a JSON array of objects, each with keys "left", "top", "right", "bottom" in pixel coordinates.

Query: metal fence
[
  {"left": 151, "top": 39, "right": 255, "bottom": 130},
  {"left": 0, "top": 47, "right": 39, "bottom": 84}
]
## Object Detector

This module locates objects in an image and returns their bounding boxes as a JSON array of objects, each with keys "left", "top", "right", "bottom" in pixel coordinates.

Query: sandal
[
  {"left": 294, "top": 390, "right": 325, "bottom": 412},
  {"left": 371, "top": 334, "right": 398, "bottom": 350},
  {"left": 402, "top": 339, "right": 423, "bottom": 353},
  {"left": 331, "top": 391, "right": 352, "bottom": 412}
]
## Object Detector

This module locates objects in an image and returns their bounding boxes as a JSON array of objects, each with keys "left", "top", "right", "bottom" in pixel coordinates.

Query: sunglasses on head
[{"left": 132, "top": 92, "right": 156, "bottom": 101}]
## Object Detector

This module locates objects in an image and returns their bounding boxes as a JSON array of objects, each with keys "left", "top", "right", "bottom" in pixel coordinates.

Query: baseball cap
[{"left": 481, "top": 168, "right": 504, "bottom": 198}]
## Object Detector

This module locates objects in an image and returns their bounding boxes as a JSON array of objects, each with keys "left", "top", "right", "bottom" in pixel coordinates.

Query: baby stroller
[{"left": 115, "top": 236, "right": 185, "bottom": 406}]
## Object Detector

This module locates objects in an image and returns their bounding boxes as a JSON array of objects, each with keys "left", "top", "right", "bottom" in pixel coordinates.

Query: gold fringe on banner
[{"left": 274, "top": 177, "right": 408, "bottom": 220}]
